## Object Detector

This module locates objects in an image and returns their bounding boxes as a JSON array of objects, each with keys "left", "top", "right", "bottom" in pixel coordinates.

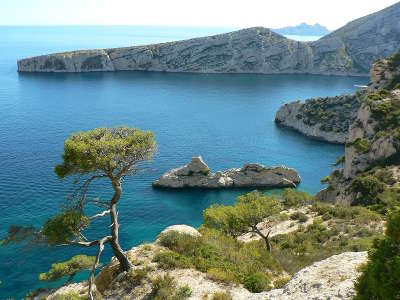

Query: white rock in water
[{"left": 152, "top": 156, "right": 300, "bottom": 189}]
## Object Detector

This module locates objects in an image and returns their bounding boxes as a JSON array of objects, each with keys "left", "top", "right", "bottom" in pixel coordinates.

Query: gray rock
[
  {"left": 275, "top": 93, "right": 362, "bottom": 144},
  {"left": 17, "top": 3, "right": 400, "bottom": 75},
  {"left": 264, "top": 252, "right": 368, "bottom": 300},
  {"left": 152, "top": 156, "right": 301, "bottom": 189}
]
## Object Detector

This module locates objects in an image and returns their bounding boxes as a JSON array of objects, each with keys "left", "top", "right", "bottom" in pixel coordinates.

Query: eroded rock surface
[
  {"left": 264, "top": 252, "right": 368, "bottom": 300},
  {"left": 152, "top": 156, "right": 301, "bottom": 189},
  {"left": 275, "top": 93, "right": 362, "bottom": 144},
  {"left": 17, "top": 3, "right": 400, "bottom": 75}
]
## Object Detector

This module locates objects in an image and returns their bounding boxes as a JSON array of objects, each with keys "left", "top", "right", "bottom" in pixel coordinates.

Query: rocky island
[
  {"left": 17, "top": 2, "right": 400, "bottom": 75},
  {"left": 152, "top": 156, "right": 301, "bottom": 189}
]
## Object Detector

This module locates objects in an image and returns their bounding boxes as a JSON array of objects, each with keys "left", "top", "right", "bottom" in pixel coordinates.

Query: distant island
[{"left": 273, "top": 22, "right": 330, "bottom": 36}]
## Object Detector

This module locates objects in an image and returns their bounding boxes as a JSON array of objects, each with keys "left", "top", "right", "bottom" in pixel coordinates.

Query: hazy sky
[{"left": 1, "top": 0, "right": 398, "bottom": 30}]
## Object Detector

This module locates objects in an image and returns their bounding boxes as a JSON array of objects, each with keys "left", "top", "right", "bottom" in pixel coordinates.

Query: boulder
[
  {"left": 152, "top": 156, "right": 301, "bottom": 189},
  {"left": 157, "top": 224, "right": 201, "bottom": 241}
]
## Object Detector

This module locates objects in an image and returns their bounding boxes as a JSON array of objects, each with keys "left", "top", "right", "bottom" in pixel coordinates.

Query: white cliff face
[
  {"left": 275, "top": 94, "right": 361, "bottom": 144},
  {"left": 152, "top": 156, "right": 301, "bottom": 189},
  {"left": 17, "top": 3, "right": 400, "bottom": 75},
  {"left": 264, "top": 252, "right": 368, "bottom": 300},
  {"left": 344, "top": 91, "right": 399, "bottom": 179}
]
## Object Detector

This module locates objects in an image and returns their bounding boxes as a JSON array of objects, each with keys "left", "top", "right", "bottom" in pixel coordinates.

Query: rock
[
  {"left": 152, "top": 156, "right": 301, "bottom": 189},
  {"left": 264, "top": 252, "right": 368, "bottom": 300},
  {"left": 175, "top": 156, "right": 211, "bottom": 176},
  {"left": 17, "top": 3, "right": 400, "bottom": 75},
  {"left": 46, "top": 249, "right": 368, "bottom": 300},
  {"left": 275, "top": 93, "right": 362, "bottom": 144},
  {"left": 157, "top": 225, "right": 201, "bottom": 241},
  {"left": 344, "top": 90, "right": 400, "bottom": 179}
]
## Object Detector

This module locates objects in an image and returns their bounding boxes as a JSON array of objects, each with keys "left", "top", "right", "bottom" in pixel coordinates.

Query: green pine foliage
[
  {"left": 355, "top": 211, "right": 400, "bottom": 300},
  {"left": 39, "top": 255, "right": 96, "bottom": 282}
]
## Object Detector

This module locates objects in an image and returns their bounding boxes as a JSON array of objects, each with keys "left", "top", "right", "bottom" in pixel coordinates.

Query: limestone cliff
[
  {"left": 316, "top": 54, "right": 400, "bottom": 204},
  {"left": 275, "top": 93, "right": 363, "bottom": 144},
  {"left": 18, "top": 2, "right": 400, "bottom": 75}
]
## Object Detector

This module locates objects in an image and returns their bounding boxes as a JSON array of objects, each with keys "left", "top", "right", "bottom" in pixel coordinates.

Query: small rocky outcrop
[
  {"left": 369, "top": 52, "right": 400, "bottom": 91},
  {"left": 152, "top": 156, "right": 301, "bottom": 189},
  {"left": 17, "top": 3, "right": 400, "bottom": 75},
  {"left": 157, "top": 225, "right": 201, "bottom": 241},
  {"left": 275, "top": 93, "right": 363, "bottom": 144},
  {"left": 264, "top": 252, "right": 368, "bottom": 300}
]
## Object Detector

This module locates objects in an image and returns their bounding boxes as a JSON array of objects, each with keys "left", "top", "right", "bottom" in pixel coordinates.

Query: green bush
[
  {"left": 211, "top": 291, "right": 232, "bottom": 300},
  {"left": 290, "top": 212, "right": 308, "bottom": 223},
  {"left": 153, "top": 250, "right": 192, "bottom": 270},
  {"left": 347, "top": 138, "right": 371, "bottom": 154},
  {"left": 243, "top": 272, "right": 271, "bottom": 292},
  {"left": 206, "top": 268, "right": 236, "bottom": 283},
  {"left": 351, "top": 175, "right": 385, "bottom": 206},
  {"left": 126, "top": 268, "right": 148, "bottom": 285},
  {"left": 282, "top": 189, "right": 314, "bottom": 208},
  {"left": 151, "top": 273, "right": 176, "bottom": 300},
  {"left": 355, "top": 212, "right": 400, "bottom": 300},
  {"left": 175, "top": 285, "right": 192, "bottom": 299}
]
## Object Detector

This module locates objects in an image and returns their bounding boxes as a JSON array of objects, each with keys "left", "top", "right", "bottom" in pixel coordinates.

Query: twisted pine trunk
[{"left": 110, "top": 179, "right": 133, "bottom": 271}]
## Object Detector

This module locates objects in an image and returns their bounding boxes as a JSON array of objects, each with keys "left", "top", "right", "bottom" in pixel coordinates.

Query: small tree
[
  {"left": 355, "top": 211, "right": 400, "bottom": 300},
  {"left": 203, "top": 191, "right": 281, "bottom": 252},
  {"left": 40, "top": 255, "right": 97, "bottom": 285},
  {"left": 2, "top": 127, "right": 156, "bottom": 299}
]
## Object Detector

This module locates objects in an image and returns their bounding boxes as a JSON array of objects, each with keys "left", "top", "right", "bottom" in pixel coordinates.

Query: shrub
[
  {"left": 273, "top": 276, "right": 290, "bottom": 288},
  {"left": 153, "top": 250, "right": 192, "bottom": 270},
  {"left": 126, "top": 268, "right": 148, "bottom": 285},
  {"left": 243, "top": 272, "right": 271, "bottom": 292},
  {"left": 351, "top": 175, "right": 385, "bottom": 206},
  {"left": 175, "top": 285, "right": 192, "bottom": 299},
  {"left": 151, "top": 273, "right": 176, "bottom": 300},
  {"left": 333, "top": 155, "right": 345, "bottom": 166},
  {"left": 39, "top": 254, "right": 96, "bottom": 282},
  {"left": 355, "top": 212, "right": 400, "bottom": 300},
  {"left": 211, "top": 291, "right": 232, "bottom": 300},
  {"left": 290, "top": 212, "right": 308, "bottom": 223},
  {"left": 206, "top": 268, "right": 236, "bottom": 283},
  {"left": 347, "top": 138, "right": 371, "bottom": 154},
  {"left": 282, "top": 189, "right": 314, "bottom": 208}
]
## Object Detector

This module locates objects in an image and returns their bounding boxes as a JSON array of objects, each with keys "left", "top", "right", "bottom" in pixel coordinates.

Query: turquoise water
[{"left": 0, "top": 26, "right": 367, "bottom": 299}]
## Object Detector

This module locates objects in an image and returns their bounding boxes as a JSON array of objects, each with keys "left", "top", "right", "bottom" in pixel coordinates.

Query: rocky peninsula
[
  {"left": 275, "top": 93, "right": 363, "bottom": 144},
  {"left": 152, "top": 156, "right": 301, "bottom": 189},
  {"left": 17, "top": 2, "right": 400, "bottom": 75}
]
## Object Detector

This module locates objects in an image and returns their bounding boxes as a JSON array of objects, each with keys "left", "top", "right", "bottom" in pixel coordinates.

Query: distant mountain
[
  {"left": 18, "top": 2, "right": 400, "bottom": 76},
  {"left": 273, "top": 23, "right": 330, "bottom": 36}
]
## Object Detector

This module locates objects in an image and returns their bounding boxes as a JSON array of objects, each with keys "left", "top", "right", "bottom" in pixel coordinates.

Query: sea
[{"left": 0, "top": 26, "right": 368, "bottom": 299}]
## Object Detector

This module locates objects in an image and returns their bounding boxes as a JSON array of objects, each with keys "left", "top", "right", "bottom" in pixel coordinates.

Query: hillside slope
[{"left": 18, "top": 2, "right": 400, "bottom": 75}]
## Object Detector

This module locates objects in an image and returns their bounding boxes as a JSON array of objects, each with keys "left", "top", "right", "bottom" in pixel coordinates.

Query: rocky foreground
[
  {"left": 18, "top": 2, "right": 400, "bottom": 75},
  {"left": 152, "top": 156, "right": 301, "bottom": 189},
  {"left": 44, "top": 222, "right": 368, "bottom": 300}
]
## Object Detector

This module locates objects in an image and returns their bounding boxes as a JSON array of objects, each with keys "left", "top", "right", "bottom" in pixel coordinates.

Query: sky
[{"left": 0, "top": 0, "right": 399, "bottom": 30}]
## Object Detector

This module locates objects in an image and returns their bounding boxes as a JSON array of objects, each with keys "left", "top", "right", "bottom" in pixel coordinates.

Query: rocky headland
[
  {"left": 152, "top": 156, "right": 301, "bottom": 189},
  {"left": 17, "top": 2, "right": 400, "bottom": 75},
  {"left": 315, "top": 52, "right": 400, "bottom": 204},
  {"left": 275, "top": 93, "right": 363, "bottom": 144}
]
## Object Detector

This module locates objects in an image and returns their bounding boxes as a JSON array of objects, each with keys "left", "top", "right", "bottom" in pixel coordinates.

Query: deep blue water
[{"left": 0, "top": 26, "right": 368, "bottom": 299}]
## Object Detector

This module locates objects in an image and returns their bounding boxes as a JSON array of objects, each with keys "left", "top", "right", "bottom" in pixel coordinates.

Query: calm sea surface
[{"left": 0, "top": 26, "right": 368, "bottom": 298}]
